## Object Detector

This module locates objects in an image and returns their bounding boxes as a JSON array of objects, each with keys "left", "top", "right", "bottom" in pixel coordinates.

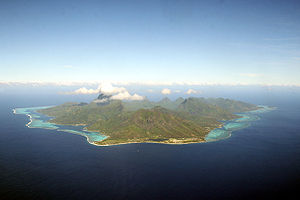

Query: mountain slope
[
  {"left": 205, "top": 97, "right": 258, "bottom": 113},
  {"left": 176, "top": 98, "right": 237, "bottom": 120},
  {"left": 37, "top": 96, "right": 258, "bottom": 145},
  {"left": 39, "top": 100, "right": 123, "bottom": 125},
  {"left": 90, "top": 106, "right": 215, "bottom": 145}
]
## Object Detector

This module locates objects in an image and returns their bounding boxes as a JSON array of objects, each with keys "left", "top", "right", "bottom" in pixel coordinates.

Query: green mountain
[
  {"left": 156, "top": 97, "right": 177, "bottom": 110},
  {"left": 204, "top": 97, "right": 258, "bottom": 113},
  {"left": 174, "top": 97, "right": 185, "bottom": 105},
  {"left": 88, "top": 106, "right": 215, "bottom": 145},
  {"left": 41, "top": 100, "right": 123, "bottom": 126},
  {"left": 123, "top": 99, "right": 155, "bottom": 111},
  {"left": 176, "top": 97, "right": 237, "bottom": 120},
  {"left": 38, "top": 95, "right": 258, "bottom": 145}
]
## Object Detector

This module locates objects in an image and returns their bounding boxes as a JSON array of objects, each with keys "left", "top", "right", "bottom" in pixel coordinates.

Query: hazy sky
[{"left": 1, "top": 0, "right": 300, "bottom": 85}]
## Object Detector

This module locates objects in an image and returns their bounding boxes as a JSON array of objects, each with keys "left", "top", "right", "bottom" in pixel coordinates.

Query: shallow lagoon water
[
  {"left": 14, "top": 106, "right": 107, "bottom": 143},
  {"left": 2, "top": 93, "right": 300, "bottom": 200},
  {"left": 205, "top": 106, "right": 275, "bottom": 142},
  {"left": 15, "top": 105, "right": 274, "bottom": 145}
]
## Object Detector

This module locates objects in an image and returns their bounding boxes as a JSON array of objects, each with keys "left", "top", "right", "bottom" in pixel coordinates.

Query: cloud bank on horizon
[
  {"left": 1, "top": 81, "right": 300, "bottom": 87},
  {"left": 160, "top": 88, "right": 200, "bottom": 95},
  {"left": 65, "top": 82, "right": 144, "bottom": 101},
  {"left": 186, "top": 89, "right": 198, "bottom": 94},
  {"left": 161, "top": 88, "right": 171, "bottom": 95}
]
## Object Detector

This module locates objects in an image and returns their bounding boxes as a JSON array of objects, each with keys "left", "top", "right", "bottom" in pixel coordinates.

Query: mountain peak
[
  {"left": 160, "top": 97, "right": 171, "bottom": 102},
  {"left": 93, "top": 93, "right": 112, "bottom": 105}
]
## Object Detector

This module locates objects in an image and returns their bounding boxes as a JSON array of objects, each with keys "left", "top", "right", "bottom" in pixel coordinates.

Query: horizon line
[{"left": 1, "top": 81, "right": 300, "bottom": 87}]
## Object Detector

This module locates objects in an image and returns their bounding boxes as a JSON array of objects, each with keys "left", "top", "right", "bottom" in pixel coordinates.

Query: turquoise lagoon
[
  {"left": 205, "top": 105, "right": 276, "bottom": 142},
  {"left": 13, "top": 106, "right": 107, "bottom": 144},
  {"left": 14, "top": 105, "right": 275, "bottom": 145}
]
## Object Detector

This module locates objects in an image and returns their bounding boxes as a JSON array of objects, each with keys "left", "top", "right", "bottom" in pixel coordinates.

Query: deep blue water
[{"left": 1, "top": 94, "right": 300, "bottom": 200}]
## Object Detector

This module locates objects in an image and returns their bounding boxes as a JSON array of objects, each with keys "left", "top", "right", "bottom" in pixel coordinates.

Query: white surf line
[
  {"left": 12, "top": 108, "right": 33, "bottom": 127},
  {"left": 57, "top": 129, "right": 97, "bottom": 145},
  {"left": 25, "top": 114, "right": 33, "bottom": 127}
]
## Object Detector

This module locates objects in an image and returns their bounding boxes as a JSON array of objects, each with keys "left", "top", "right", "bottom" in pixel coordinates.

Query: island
[{"left": 36, "top": 94, "right": 260, "bottom": 146}]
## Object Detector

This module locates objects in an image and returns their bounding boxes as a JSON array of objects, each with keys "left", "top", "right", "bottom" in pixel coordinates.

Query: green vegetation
[{"left": 38, "top": 96, "right": 258, "bottom": 145}]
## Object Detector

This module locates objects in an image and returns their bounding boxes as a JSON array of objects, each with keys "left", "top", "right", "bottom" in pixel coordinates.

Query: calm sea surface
[{"left": 1, "top": 94, "right": 300, "bottom": 199}]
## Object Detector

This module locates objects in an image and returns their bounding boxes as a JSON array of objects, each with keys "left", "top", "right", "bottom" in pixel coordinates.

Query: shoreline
[
  {"left": 13, "top": 108, "right": 33, "bottom": 127},
  {"left": 13, "top": 105, "right": 274, "bottom": 147},
  {"left": 92, "top": 105, "right": 273, "bottom": 146},
  {"left": 92, "top": 139, "right": 207, "bottom": 147},
  {"left": 25, "top": 114, "right": 33, "bottom": 127}
]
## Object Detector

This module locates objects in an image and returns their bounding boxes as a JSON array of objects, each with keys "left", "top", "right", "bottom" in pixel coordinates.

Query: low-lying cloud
[
  {"left": 111, "top": 91, "right": 144, "bottom": 100},
  {"left": 67, "top": 87, "right": 99, "bottom": 94},
  {"left": 161, "top": 88, "right": 171, "bottom": 95},
  {"left": 186, "top": 89, "right": 198, "bottom": 94},
  {"left": 65, "top": 82, "right": 144, "bottom": 100},
  {"left": 98, "top": 82, "right": 127, "bottom": 95}
]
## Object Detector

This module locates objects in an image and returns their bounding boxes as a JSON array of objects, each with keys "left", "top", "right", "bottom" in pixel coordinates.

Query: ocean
[{"left": 1, "top": 92, "right": 300, "bottom": 199}]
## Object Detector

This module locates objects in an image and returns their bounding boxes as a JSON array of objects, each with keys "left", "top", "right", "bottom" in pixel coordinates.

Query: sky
[{"left": 1, "top": 0, "right": 300, "bottom": 85}]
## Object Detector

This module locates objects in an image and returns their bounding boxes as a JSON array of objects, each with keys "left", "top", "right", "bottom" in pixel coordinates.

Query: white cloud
[
  {"left": 174, "top": 90, "right": 181, "bottom": 93},
  {"left": 65, "top": 82, "right": 144, "bottom": 100},
  {"left": 97, "top": 82, "right": 127, "bottom": 95},
  {"left": 65, "top": 82, "right": 126, "bottom": 95},
  {"left": 2, "top": 80, "right": 300, "bottom": 87},
  {"left": 161, "top": 88, "right": 171, "bottom": 95},
  {"left": 186, "top": 89, "right": 198, "bottom": 94},
  {"left": 111, "top": 91, "right": 144, "bottom": 100},
  {"left": 66, "top": 87, "right": 99, "bottom": 94}
]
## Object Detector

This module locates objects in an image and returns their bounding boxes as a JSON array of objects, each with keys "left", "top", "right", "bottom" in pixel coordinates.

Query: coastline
[
  {"left": 13, "top": 108, "right": 33, "bottom": 127},
  {"left": 92, "top": 139, "right": 207, "bottom": 147},
  {"left": 94, "top": 105, "right": 276, "bottom": 146},
  {"left": 13, "top": 105, "right": 275, "bottom": 147},
  {"left": 14, "top": 106, "right": 209, "bottom": 146},
  {"left": 25, "top": 114, "right": 33, "bottom": 127},
  {"left": 204, "top": 105, "right": 275, "bottom": 142}
]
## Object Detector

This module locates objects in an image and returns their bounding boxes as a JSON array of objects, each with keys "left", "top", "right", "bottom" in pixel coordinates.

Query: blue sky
[{"left": 1, "top": 0, "right": 300, "bottom": 85}]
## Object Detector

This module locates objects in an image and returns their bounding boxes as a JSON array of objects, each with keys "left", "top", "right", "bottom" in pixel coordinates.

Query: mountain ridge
[{"left": 37, "top": 95, "right": 258, "bottom": 145}]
